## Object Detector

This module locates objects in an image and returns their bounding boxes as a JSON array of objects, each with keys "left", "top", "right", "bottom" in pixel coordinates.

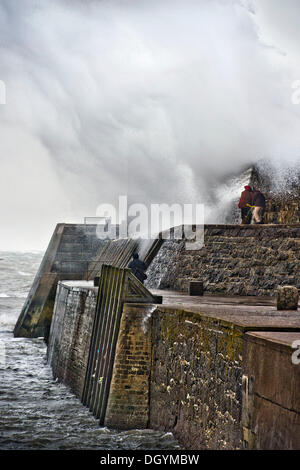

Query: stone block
[
  {"left": 153, "top": 295, "right": 163, "bottom": 304},
  {"left": 277, "top": 286, "right": 299, "bottom": 311},
  {"left": 189, "top": 281, "right": 204, "bottom": 296}
]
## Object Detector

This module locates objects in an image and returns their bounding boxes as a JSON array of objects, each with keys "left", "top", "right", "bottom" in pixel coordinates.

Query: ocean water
[{"left": 0, "top": 251, "right": 180, "bottom": 450}]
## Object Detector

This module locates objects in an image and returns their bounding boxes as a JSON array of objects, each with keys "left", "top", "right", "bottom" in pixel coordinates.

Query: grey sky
[{"left": 0, "top": 0, "right": 300, "bottom": 250}]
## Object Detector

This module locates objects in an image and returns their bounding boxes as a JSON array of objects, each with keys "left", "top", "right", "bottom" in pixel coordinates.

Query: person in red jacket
[{"left": 238, "top": 185, "right": 253, "bottom": 224}]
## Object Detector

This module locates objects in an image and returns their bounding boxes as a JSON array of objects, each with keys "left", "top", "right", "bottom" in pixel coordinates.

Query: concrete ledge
[{"left": 150, "top": 290, "right": 300, "bottom": 332}]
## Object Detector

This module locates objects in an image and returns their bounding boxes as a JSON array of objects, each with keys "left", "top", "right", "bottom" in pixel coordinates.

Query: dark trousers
[{"left": 241, "top": 208, "right": 252, "bottom": 224}]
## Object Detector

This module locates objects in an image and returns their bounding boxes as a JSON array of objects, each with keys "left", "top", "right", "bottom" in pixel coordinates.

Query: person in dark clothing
[
  {"left": 128, "top": 253, "right": 147, "bottom": 284},
  {"left": 252, "top": 188, "right": 266, "bottom": 224},
  {"left": 238, "top": 185, "right": 253, "bottom": 224}
]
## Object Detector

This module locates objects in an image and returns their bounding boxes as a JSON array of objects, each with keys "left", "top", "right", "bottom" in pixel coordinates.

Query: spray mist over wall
[{"left": 1, "top": 0, "right": 300, "bottom": 249}]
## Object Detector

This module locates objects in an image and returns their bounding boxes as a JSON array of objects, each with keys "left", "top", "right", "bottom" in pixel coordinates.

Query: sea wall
[
  {"left": 150, "top": 307, "right": 243, "bottom": 450},
  {"left": 14, "top": 223, "right": 108, "bottom": 340},
  {"left": 145, "top": 225, "right": 300, "bottom": 296},
  {"left": 47, "top": 267, "right": 160, "bottom": 427},
  {"left": 105, "top": 303, "right": 154, "bottom": 429},
  {"left": 14, "top": 224, "right": 161, "bottom": 340},
  {"left": 48, "top": 282, "right": 152, "bottom": 424},
  {"left": 17, "top": 223, "right": 300, "bottom": 339},
  {"left": 47, "top": 278, "right": 300, "bottom": 450},
  {"left": 149, "top": 305, "right": 300, "bottom": 450},
  {"left": 47, "top": 281, "right": 97, "bottom": 399},
  {"left": 43, "top": 224, "right": 300, "bottom": 449}
]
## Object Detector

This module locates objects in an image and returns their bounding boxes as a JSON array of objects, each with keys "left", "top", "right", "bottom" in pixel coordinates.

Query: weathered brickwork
[
  {"left": 47, "top": 282, "right": 97, "bottom": 399},
  {"left": 149, "top": 307, "right": 244, "bottom": 450},
  {"left": 105, "top": 304, "right": 154, "bottom": 429},
  {"left": 146, "top": 225, "right": 300, "bottom": 297}
]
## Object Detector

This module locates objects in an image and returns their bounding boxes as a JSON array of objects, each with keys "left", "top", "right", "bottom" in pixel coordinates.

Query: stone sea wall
[
  {"left": 47, "top": 280, "right": 300, "bottom": 450},
  {"left": 105, "top": 304, "right": 154, "bottom": 430},
  {"left": 47, "top": 281, "right": 97, "bottom": 399},
  {"left": 14, "top": 223, "right": 107, "bottom": 340},
  {"left": 146, "top": 225, "right": 300, "bottom": 296},
  {"left": 47, "top": 268, "right": 160, "bottom": 429},
  {"left": 149, "top": 306, "right": 300, "bottom": 450},
  {"left": 149, "top": 306, "right": 244, "bottom": 450}
]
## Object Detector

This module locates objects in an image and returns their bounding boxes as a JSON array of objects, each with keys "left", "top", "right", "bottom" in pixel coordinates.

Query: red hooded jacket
[{"left": 238, "top": 188, "right": 253, "bottom": 209}]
